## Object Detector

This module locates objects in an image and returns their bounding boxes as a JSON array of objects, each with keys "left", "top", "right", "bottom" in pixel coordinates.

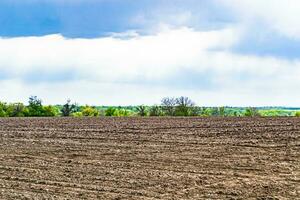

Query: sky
[{"left": 0, "top": 0, "right": 300, "bottom": 106}]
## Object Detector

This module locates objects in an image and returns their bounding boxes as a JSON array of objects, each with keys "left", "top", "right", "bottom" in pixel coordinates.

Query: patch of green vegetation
[{"left": 0, "top": 96, "right": 300, "bottom": 117}]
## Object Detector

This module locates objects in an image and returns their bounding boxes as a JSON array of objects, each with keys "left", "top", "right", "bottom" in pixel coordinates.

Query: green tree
[
  {"left": 43, "top": 105, "right": 59, "bottom": 117},
  {"left": 7, "top": 103, "right": 27, "bottom": 117},
  {"left": 61, "top": 99, "right": 76, "bottom": 116},
  {"left": 27, "top": 96, "right": 44, "bottom": 116}
]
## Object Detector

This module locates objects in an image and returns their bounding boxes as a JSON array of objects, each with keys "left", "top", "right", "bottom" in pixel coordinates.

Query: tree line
[{"left": 0, "top": 96, "right": 298, "bottom": 117}]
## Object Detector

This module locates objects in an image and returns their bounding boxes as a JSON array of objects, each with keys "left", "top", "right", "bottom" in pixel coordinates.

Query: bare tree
[
  {"left": 175, "top": 96, "right": 195, "bottom": 116},
  {"left": 175, "top": 96, "right": 194, "bottom": 107},
  {"left": 161, "top": 97, "right": 176, "bottom": 116}
]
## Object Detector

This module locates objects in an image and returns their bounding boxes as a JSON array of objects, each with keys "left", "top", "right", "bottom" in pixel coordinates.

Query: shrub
[
  {"left": 149, "top": 105, "right": 163, "bottom": 116},
  {"left": 7, "top": 103, "right": 27, "bottom": 117},
  {"left": 219, "top": 106, "right": 225, "bottom": 116},
  {"left": 105, "top": 107, "right": 117, "bottom": 116},
  {"left": 43, "top": 105, "right": 59, "bottom": 117},
  {"left": 295, "top": 111, "right": 300, "bottom": 117},
  {"left": 72, "top": 112, "right": 83, "bottom": 117},
  {"left": 82, "top": 106, "right": 99, "bottom": 117},
  {"left": 115, "top": 109, "right": 131, "bottom": 117},
  {"left": 189, "top": 106, "right": 201, "bottom": 116},
  {"left": 244, "top": 107, "right": 260, "bottom": 117},
  {"left": 136, "top": 105, "right": 148, "bottom": 116},
  {"left": 0, "top": 102, "right": 8, "bottom": 117}
]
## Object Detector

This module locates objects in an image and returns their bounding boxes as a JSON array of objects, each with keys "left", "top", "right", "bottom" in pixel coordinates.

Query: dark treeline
[{"left": 0, "top": 96, "right": 299, "bottom": 117}]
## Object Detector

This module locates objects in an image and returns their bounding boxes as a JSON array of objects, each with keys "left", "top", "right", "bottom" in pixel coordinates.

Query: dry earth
[{"left": 0, "top": 117, "right": 299, "bottom": 199}]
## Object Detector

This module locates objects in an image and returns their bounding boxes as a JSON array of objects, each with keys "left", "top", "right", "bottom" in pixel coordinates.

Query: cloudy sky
[{"left": 0, "top": 0, "right": 300, "bottom": 106}]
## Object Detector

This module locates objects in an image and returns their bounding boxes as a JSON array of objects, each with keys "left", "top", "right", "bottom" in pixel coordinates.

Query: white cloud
[
  {"left": 0, "top": 27, "right": 237, "bottom": 80},
  {"left": 223, "top": 0, "right": 300, "bottom": 39},
  {"left": 0, "top": 27, "right": 300, "bottom": 106}
]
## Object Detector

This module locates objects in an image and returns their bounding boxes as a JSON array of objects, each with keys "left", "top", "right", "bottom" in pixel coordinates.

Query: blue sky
[
  {"left": 0, "top": 0, "right": 233, "bottom": 37},
  {"left": 0, "top": 0, "right": 300, "bottom": 106}
]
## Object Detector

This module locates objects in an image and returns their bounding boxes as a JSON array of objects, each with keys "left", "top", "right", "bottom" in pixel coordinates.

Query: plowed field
[{"left": 0, "top": 117, "right": 299, "bottom": 199}]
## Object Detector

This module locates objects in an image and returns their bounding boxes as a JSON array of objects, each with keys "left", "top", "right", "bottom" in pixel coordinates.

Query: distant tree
[
  {"left": 161, "top": 97, "right": 176, "bottom": 116},
  {"left": 43, "top": 105, "right": 59, "bottom": 117},
  {"left": 7, "top": 103, "right": 27, "bottom": 117},
  {"left": 175, "top": 96, "right": 195, "bottom": 116},
  {"left": 136, "top": 105, "right": 148, "bottom": 116},
  {"left": 27, "top": 96, "right": 44, "bottom": 116},
  {"left": 244, "top": 107, "right": 260, "bottom": 117},
  {"left": 149, "top": 105, "right": 163, "bottom": 116},
  {"left": 61, "top": 99, "right": 76, "bottom": 117}
]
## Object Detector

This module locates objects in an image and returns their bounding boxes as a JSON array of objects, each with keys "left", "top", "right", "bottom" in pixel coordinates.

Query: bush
[
  {"left": 105, "top": 107, "right": 131, "bottom": 116},
  {"left": 244, "top": 107, "right": 260, "bottom": 117},
  {"left": 260, "top": 109, "right": 292, "bottom": 117},
  {"left": 115, "top": 109, "right": 131, "bottom": 117},
  {"left": 82, "top": 106, "right": 99, "bottom": 117},
  {"left": 219, "top": 107, "right": 225, "bottom": 116},
  {"left": 0, "top": 102, "right": 8, "bottom": 117},
  {"left": 149, "top": 105, "right": 163, "bottom": 116},
  {"left": 6, "top": 103, "right": 27, "bottom": 117},
  {"left": 105, "top": 107, "right": 117, "bottom": 116},
  {"left": 295, "top": 111, "right": 300, "bottom": 117},
  {"left": 189, "top": 106, "right": 201, "bottom": 116},
  {"left": 136, "top": 105, "right": 148, "bottom": 116},
  {"left": 72, "top": 112, "right": 83, "bottom": 117},
  {"left": 43, "top": 105, "right": 59, "bottom": 117}
]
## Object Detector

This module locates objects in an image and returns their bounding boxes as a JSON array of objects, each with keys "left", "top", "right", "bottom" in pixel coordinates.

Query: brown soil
[{"left": 0, "top": 117, "right": 299, "bottom": 199}]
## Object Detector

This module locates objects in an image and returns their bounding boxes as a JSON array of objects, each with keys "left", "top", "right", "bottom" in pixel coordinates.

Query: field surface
[{"left": 0, "top": 117, "right": 299, "bottom": 199}]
